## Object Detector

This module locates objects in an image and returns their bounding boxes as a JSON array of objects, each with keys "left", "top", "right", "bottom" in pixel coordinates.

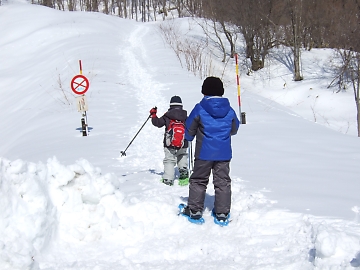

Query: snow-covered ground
[{"left": 1, "top": 1, "right": 360, "bottom": 269}]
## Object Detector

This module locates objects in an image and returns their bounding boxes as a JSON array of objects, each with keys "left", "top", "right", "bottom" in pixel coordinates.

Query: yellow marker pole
[
  {"left": 79, "top": 60, "right": 83, "bottom": 75},
  {"left": 235, "top": 54, "right": 241, "bottom": 115},
  {"left": 235, "top": 53, "right": 246, "bottom": 124}
]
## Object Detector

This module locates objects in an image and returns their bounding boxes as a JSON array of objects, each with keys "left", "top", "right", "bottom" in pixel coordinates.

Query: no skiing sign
[{"left": 70, "top": 74, "right": 89, "bottom": 95}]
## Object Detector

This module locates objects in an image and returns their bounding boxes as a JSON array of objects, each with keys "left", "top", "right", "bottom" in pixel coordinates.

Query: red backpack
[{"left": 165, "top": 119, "right": 185, "bottom": 149}]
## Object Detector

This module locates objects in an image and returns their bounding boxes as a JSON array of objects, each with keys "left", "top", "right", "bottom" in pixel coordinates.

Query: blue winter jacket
[{"left": 185, "top": 96, "right": 240, "bottom": 161}]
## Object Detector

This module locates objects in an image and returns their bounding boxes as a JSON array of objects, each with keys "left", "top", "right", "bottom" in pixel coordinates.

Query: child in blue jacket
[{"left": 181, "top": 77, "right": 240, "bottom": 225}]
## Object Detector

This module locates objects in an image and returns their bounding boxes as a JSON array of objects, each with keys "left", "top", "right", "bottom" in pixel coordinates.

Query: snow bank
[
  {"left": 1, "top": 157, "right": 360, "bottom": 269},
  {"left": 0, "top": 157, "right": 120, "bottom": 269}
]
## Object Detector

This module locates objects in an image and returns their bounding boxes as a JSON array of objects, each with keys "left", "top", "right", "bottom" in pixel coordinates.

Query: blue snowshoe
[
  {"left": 178, "top": 204, "right": 205, "bottom": 225},
  {"left": 211, "top": 210, "right": 230, "bottom": 227}
]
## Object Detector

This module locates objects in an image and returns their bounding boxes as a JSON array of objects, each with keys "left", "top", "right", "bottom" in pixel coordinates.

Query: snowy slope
[{"left": 1, "top": 1, "right": 360, "bottom": 270}]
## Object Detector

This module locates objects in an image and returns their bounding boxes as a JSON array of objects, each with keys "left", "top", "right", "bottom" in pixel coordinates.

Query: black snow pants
[{"left": 187, "top": 159, "right": 231, "bottom": 214}]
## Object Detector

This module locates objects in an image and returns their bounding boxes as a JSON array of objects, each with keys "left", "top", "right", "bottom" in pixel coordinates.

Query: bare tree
[
  {"left": 131, "top": 0, "right": 138, "bottom": 20},
  {"left": 229, "top": 0, "right": 281, "bottom": 71},
  {"left": 55, "top": 0, "right": 65, "bottom": 10},
  {"left": 300, "top": 0, "right": 331, "bottom": 50},
  {"left": 285, "top": 0, "right": 303, "bottom": 81},
  {"left": 333, "top": 50, "right": 360, "bottom": 136},
  {"left": 103, "top": 0, "right": 110, "bottom": 13},
  {"left": 42, "top": 0, "right": 54, "bottom": 8},
  {"left": 183, "top": 0, "right": 203, "bottom": 17},
  {"left": 159, "top": 20, "right": 208, "bottom": 77},
  {"left": 326, "top": 0, "right": 360, "bottom": 136},
  {"left": 196, "top": 19, "right": 226, "bottom": 62},
  {"left": 159, "top": 0, "right": 168, "bottom": 20},
  {"left": 201, "top": 0, "right": 237, "bottom": 62},
  {"left": 67, "top": 0, "right": 76, "bottom": 11}
]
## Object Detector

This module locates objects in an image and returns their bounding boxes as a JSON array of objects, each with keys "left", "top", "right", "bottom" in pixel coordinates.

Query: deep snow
[{"left": 1, "top": 1, "right": 360, "bottom": 269}]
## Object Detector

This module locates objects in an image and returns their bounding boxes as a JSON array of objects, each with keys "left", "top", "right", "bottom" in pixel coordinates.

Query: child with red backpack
[{"left": 150, "top": 96, "right": 189, "bottom": 186}]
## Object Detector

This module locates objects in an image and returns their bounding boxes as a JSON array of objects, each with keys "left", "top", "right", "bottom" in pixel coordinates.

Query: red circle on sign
[{"left": 71, "top": 75, "right": 89, "bottom": 95}]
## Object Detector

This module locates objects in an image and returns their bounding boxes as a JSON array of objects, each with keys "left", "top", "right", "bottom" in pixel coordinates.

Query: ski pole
[
  {"left": 189, "top": 141, "right": 194, "bottom": 173},
  {"left": 187, "top": 142, "right": 191, "bottom": 172},
  {"left": 120, "top": 108, "right": 155, "bottom": 156}
]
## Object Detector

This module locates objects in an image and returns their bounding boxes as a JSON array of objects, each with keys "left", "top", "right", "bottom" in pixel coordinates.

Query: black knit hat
[
  {"left": 201, "top": 76, "right": 224, "bottom": 96},
  {"left": 169, "top": 95, "right": 182, "bottom": 106}
]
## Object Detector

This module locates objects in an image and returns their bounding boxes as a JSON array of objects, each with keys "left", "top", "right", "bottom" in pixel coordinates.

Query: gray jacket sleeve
[{"left": 151, "top": 115, "right": 167, "bottom": 128}]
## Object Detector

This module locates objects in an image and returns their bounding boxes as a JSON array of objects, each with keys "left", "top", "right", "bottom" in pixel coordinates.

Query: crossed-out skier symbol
[{"left": 71, "top": 75, "right": 89, "bottom": 95}]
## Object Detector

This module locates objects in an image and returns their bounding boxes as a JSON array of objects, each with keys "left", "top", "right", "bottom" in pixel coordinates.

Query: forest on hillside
[{"left": 24, "top": 0, "right": 359, "bottom": 76}]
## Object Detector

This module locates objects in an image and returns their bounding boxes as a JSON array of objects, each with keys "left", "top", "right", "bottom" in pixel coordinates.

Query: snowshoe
[
  {"left": 179, "top": 168, "right": 189, "bottom": 179},
  {"left": 211, "top": 210, "right": 230, "bottom": 227},
  {"left": 162, "top": 179, "right": 174, "bottom": 186},
  {"left": 178, "top": 178, "right": 189, "bottom": 186},
  {"left": 178, "top": 203, "right": 204, "bottom": 225}
]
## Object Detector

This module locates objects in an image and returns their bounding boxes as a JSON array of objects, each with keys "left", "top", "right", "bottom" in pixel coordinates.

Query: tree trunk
[
  {"left": 289, "top": 0, "right": 303, "bottom": 81},
  {"left": 220, "top": 22, "right": 235, "bottom": 58},
  {"left": 292, "top": 20, "right": 302, "bottom": 81},
  {"left": 355, "top": 59, "right": 360, "bottom": 137},
  {"left": 103, "top": 0, "right": 109, "bottom": 14},
  {"left": 123, "top": 0, "right": 127, "bottom": 18}
]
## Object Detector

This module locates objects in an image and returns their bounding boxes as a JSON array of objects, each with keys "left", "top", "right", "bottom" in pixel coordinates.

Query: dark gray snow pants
[{"left": 187, "top": 159, "right": 231, "bottom": 214}]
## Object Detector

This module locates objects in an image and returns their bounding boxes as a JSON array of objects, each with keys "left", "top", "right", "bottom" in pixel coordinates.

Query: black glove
[{"left": 150, "top": 107, "right": 157, "bottom": 118}]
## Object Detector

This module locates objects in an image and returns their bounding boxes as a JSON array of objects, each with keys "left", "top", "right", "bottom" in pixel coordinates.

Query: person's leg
[
  {"left": 162, "top": 148, "right": 176, "bottom": 185},
  {"left": 176, "top": 148, "right": 188, "bottom": 176},
  {"left": 212, "top": 161, "right": 231, "bottom": 214},
  {"left": 176, "top": 148, "right": 189, "bottom": 185},
  {"left": 187, "top": 159, "right": 213, "bottom": 213}
]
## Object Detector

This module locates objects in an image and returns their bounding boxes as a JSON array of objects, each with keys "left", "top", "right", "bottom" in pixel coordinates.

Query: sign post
[{"left": 71, "top": 60, "right": 90, "bottom": 136}]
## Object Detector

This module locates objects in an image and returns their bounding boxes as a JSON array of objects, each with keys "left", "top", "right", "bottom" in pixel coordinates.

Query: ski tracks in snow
[{"left": 117, "top": 24, "right": 167, "bottom": 174}]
